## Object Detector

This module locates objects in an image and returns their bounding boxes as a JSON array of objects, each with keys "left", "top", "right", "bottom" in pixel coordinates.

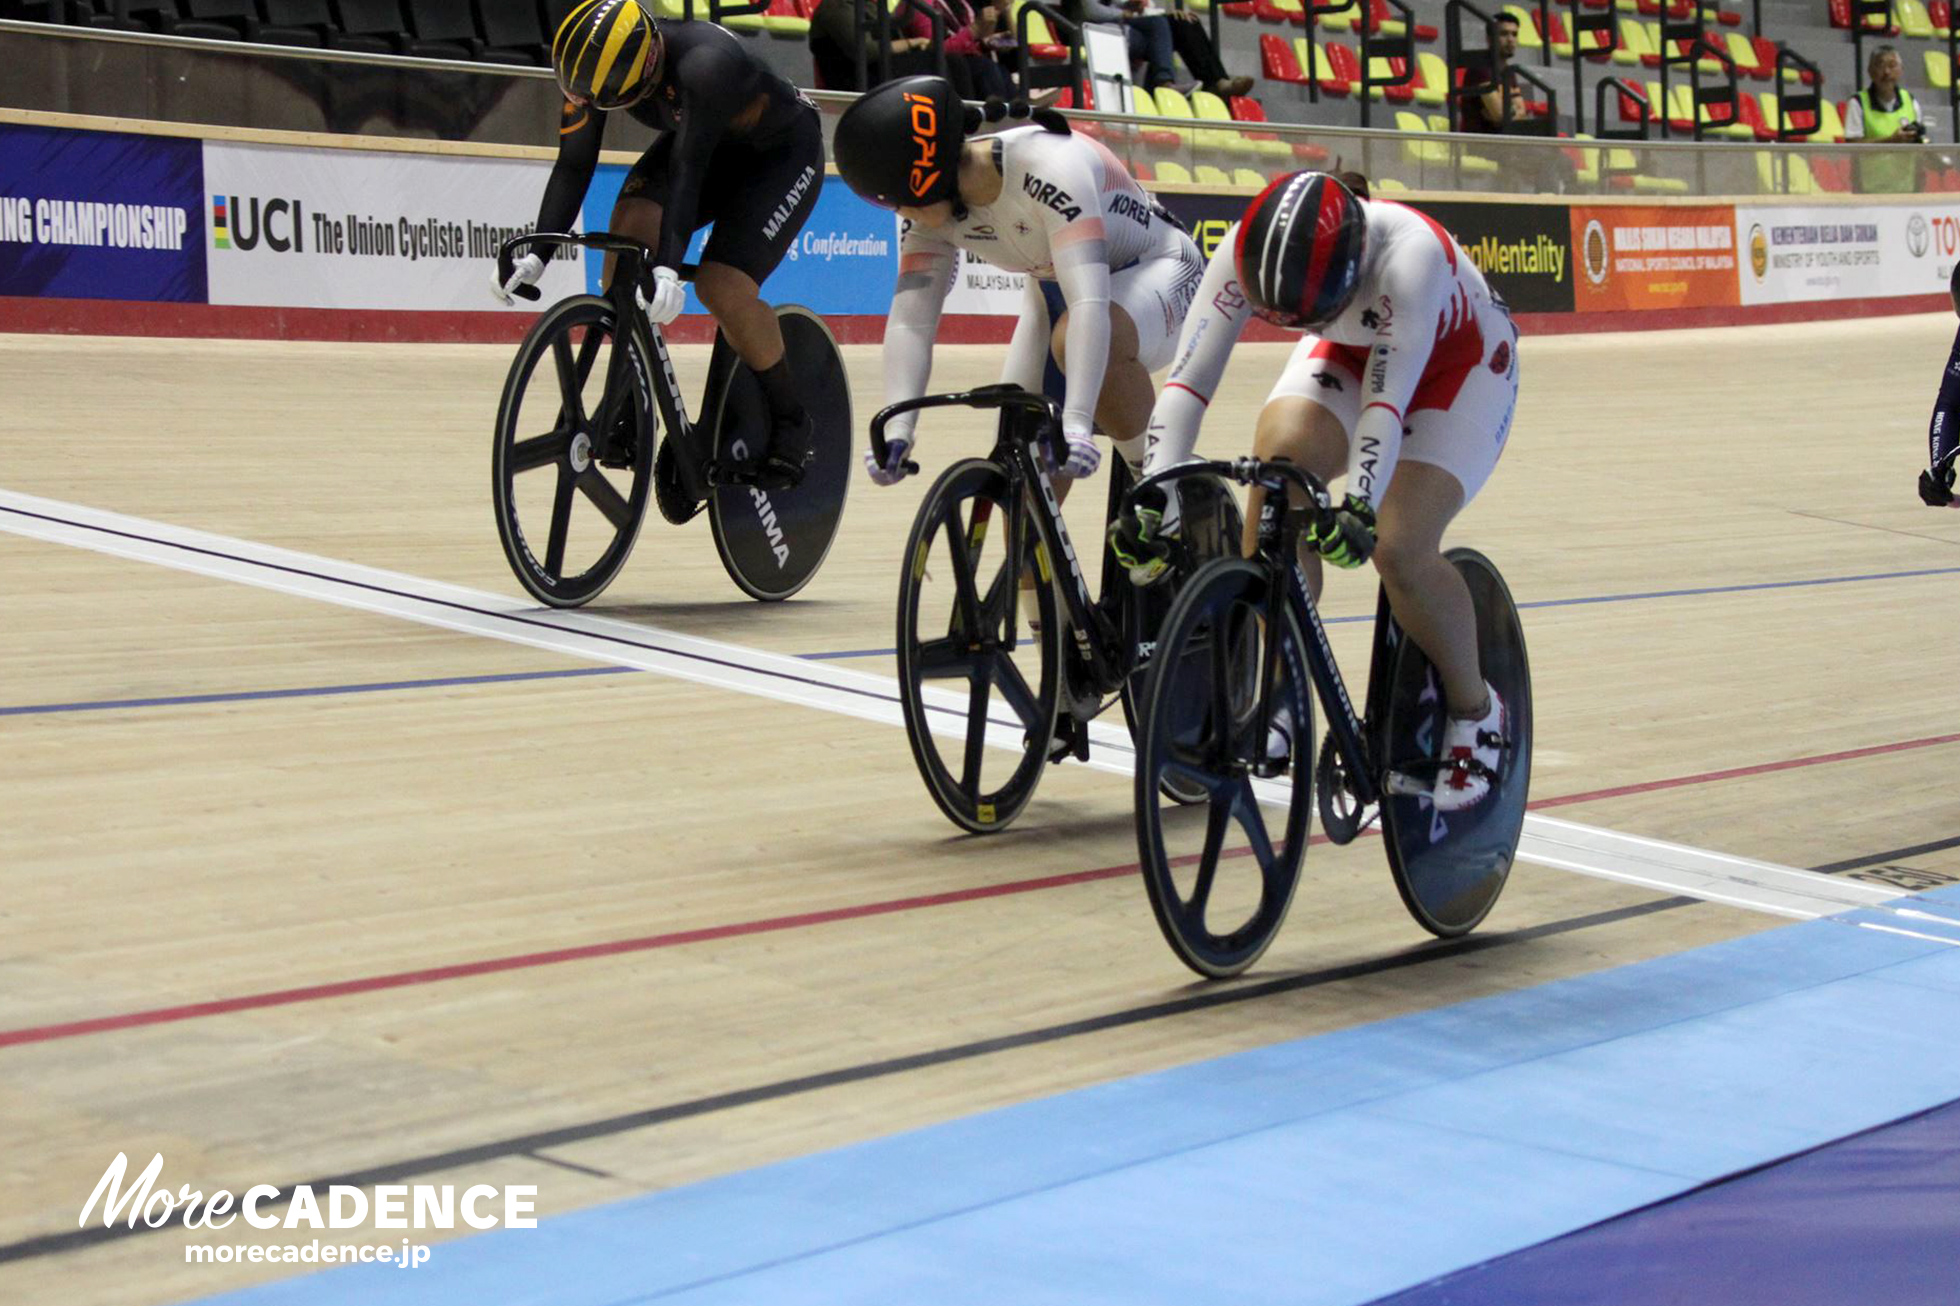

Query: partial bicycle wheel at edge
[
  {"left": 896, "top": 458, "right": 1060, "bottom": 834},
  {"left": 1136, "top": 558, "right": 1314, "bottom": 978},
  {"left": 1379, "top": 547, "right": 1532, "bottom": 937},
  {"left": 492, "top": 295, "right": 654, "bottom": 607}
]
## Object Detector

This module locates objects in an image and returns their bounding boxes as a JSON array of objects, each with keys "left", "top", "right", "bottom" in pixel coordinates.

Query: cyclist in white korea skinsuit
[
  {"left": 1112, "top": 171, "right": 1521, "bottom": 812},
  {"left": 830, "top": 77, "right": 1204, "bottom": 487}
]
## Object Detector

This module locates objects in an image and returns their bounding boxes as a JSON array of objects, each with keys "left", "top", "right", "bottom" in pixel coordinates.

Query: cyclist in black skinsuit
[
  {"left": 1919, "top": 264, "right": 1960, "bottom": 508},
  {"left": 495, "top": 1, "right": 823, "bottom": 495}
]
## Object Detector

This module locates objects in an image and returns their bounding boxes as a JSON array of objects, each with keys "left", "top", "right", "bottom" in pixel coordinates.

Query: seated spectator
[
  {"left": 810, "top": 0, "right": 937, "bottom": 91},
  {"left": 1066, "top": 0, "right": 1250, "bottom": 97},
  {"left": 1846, "top": 45, "right": 1930, "bottom": 193},
  {"left": 1456, "top": 11, "right": 1525, "bottom": 133},
  {"left": 901, "top": 0, "right": 1014, "bottom": 99}
]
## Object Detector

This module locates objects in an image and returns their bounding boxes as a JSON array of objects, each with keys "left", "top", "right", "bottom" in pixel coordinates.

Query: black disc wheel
[
  {"left": 1378, "top": 547, "right": 1533, "bottom": 937},
  {"left": 1136, "top": 559, "right": 1313, "bottom": 978},
  {"left": 492, "top": 295, "right": 653, "bottom": 607},
  {"left": 896, "top": 459, "right": 1061, "bottom": 834},
  {"left": 707, "top": 306, "right": 852, "bottom": 601}
]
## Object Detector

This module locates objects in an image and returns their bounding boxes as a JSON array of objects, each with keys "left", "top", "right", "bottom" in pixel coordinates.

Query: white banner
[
  {"left": 1735, "top": 203, "right": 1960, "bottom": 306},
  {"left": 204, "top": 142, "right": 583, "bottom": 311}
]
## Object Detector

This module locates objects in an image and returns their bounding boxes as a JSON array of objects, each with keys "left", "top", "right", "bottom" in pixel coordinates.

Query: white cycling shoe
[
  {"left": 1265, "top": 702, "right": 1296, "bottom": 765},
  {"left": 1433, "top": 683, "right": 1506, "bottom": 813}
]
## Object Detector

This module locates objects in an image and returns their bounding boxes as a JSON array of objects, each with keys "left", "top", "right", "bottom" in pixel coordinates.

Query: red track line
[{"left": 6, "top": 728, "right": 1959, "bottom": 1051}]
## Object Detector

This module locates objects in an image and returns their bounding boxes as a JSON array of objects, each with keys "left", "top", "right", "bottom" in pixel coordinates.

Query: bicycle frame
[
  {"left": 497, "top": 232, "right": 702, "bottom": 463},
  {"left": 870, "top": 385, "right": 1134, "bottom": 698}
]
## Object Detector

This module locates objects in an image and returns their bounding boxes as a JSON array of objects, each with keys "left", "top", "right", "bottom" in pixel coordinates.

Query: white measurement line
[{"left": 1, "top": 488, "right": 1940, "bottom": 933}]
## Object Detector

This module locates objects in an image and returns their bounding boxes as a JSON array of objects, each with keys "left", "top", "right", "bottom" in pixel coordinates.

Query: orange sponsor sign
[{"left": 1570, "top": 206, "right": 1740, "bottom": 312}]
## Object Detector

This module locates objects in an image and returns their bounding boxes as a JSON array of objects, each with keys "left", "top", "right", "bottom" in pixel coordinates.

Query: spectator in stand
[
  {"left": 1067, "top": 0, "right": 1251, "bottom": 97},
  {"left": 1846, "top": 46, "right": 1929, "bottom": 193},
  {"left": 1456, "top": 11, "right": 1524, "bottom": 133},
  {"left": 810, "top": 0, "right": 937, "bottom": 91},
  {"left": 901, "top": 0, "right": 1014, "bottom": 99}
]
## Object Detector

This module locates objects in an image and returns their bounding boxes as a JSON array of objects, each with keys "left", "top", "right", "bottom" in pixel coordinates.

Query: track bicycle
[
  {"left": 491, "top": 231, "right": 851, "bottom": 606},
  {"left": 1131, "top": 457, "right": 1533, "bottom": 977},
  {"left": 869, "top": 384, "right": 1243, "bottom": 834}
]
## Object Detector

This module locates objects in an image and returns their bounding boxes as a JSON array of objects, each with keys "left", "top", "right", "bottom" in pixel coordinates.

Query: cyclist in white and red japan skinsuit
[{"left": 1118, "top": 172, "right": 1520, "bottom": 812}]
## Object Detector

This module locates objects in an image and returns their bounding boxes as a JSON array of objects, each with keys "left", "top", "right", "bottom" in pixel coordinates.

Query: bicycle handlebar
[
  {"left": 868, "top": 384, "right": 1066, "bottom": 474},
  {"left": 495, "top": 232, "right": 699, "bottom": 303},
  {"left": 1132, "top": 457, "right": 1334, "bottom": 512}
]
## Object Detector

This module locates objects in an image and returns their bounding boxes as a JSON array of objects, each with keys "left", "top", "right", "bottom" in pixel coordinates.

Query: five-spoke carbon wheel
[
  {"left": 896, "top": 459, "right": 1061, "bottom": 834},
  {"left": 492, "top": 295, "right": 653, "bottom": 607},
  {"left": 1136, "top": 559, "right": 1313, "bottom": 978}
]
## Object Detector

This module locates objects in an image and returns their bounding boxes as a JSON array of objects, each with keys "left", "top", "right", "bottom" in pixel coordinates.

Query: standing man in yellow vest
[{"left": 1844, "top": 46, "right": 1927, "bottom": 193}]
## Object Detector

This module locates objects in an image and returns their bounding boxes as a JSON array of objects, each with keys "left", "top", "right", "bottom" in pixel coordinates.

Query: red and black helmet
[{"left": 1234, "top": 171, "right": 1368, "bottom": 331}]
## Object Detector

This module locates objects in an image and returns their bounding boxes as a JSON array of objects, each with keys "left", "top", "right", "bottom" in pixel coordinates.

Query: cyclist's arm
[
  {"left": 1930, "top": 325, "right": 1960, "bottom": 472},
  {"left": 881, "top": 230, "right": 959, "bottom": 444},
  {"left": 657, "top": 45, "right": 752, "bottom": 271},
  {"left": 1001, "top": 277, "right": 1053, "bottom": 391},
  {"left": 1140, "top": 227, "right": 1251, "bottom": 476},
  {"left": 1345, "top": 248, "right": 1447, "bottom": 509},
  {"left": 532, "top": 99, "right": 605, "bottom": 261},
  {"left": 1036, "top": 150, "right": 1115, "bottom": 442}
]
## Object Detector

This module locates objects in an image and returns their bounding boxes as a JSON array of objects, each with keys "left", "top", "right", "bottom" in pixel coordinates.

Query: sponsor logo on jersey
[
  {"left": 1020, "top": 174, "right": 1082, "bottom": 222},
  {"left": 1489, "top": 340, "right": 1511, "bottom": 376}
]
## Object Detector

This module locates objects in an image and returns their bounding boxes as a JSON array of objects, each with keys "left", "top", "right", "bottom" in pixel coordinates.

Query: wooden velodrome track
[{"left": 4, "top": 312, "right": 1960, "bottom": 1305}]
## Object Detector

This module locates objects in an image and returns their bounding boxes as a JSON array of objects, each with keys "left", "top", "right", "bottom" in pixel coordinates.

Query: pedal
[
  {"left": 653, "top": 439, "right": 706, "bottom": 526},
  {"left": 1047, "top": 714, "right": 1091, "bottom": 765}
]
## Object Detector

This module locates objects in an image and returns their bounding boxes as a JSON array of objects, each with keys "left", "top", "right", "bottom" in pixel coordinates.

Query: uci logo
[{"left": 904, "top": 93, "right": 939, "bottom": 201}]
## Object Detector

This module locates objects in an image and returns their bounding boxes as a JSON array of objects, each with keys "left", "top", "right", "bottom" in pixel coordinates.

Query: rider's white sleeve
[
  {"left": 1035, "top": 144, "right": 1116, "bottom": 442},
  {"left": 1345, "top": 244, "right": 1448, "bottom": 510},
  {"left": 880, "top": 233, "right": 959, "bottom": 445},
  {"left": 1142, "top": 229, "right": 1251, "bottom": 478},
  {"left": 1000, "top": 276, "right": 1052, "bottom": 392}
]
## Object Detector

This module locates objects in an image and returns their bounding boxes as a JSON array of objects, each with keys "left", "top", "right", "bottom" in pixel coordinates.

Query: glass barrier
[{"left": 4, "top": 19, "right": 1952, "bottom": 200}]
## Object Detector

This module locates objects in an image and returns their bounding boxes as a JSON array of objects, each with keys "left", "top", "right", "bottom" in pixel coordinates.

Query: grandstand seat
[
  {"left": 1567, "top": 133, "right": 1602, "bottom": 186},
  {"left": 1323, "top": 38, "right": 1363, "bottom": 89},
  {"left": 1193, "top": 89, "right": 1261, "bottom": 153},
  {"left": 1232, "top": 166, "right": 1269, "bottom": 185},
  {"left": 248, "top": 0, "right": 334, "bottom": 45},
  {"left": 1255, "top": 0, "right": 1305, "bottom": 24},
  {"left": 760, "top": 0, "right": 811, "bottom": 36},
  {"left": 1754, "top": 149, "right": 1818, "bottom": 194},
  {"left": 1811, "top": 156, "right": 1853, "bottom": 191},
  {"left": 1412, "top": 50, "right": 1448, "bottom": 104},
  {"left": 1360, "top": 0, "right": 1419, "bottom": 39},
  {"left": 1397, "top": 110, "right": 1501, "bottom": 175},
  {"left": 1294, "top": 37, "right": 1352, "bottom": 94},
  {"left": 1260, "top": 32, "right": 1308, "bottom": 81},
  {"left": 1372, "top": 176, "right": 1410, "bottom": 191},
  {"left": 1128, "top": 87, "right": 1190, "bottom": 146},
  {"left": 1193, "top": 163, "right": 1232, "bottom": 184},
  {"left": 1150, "top": 84, "right": 1203, "bottom": 137},
  {"left": 1723, "top": 30, "right": 1764, "bottom": 76},
  {"left": 1017, "top": 3, "right": 1069, "bottom": 59},
  {"left": 164, "top": 0, "right": 259, "bottom": 38},
  {"left": 1819, "top": 98, "right": 1846, "bottom": 140},
  {"left": 328, "top": 0, "right": 408, "bottom": 53},
  {"left": 401, "top": 0, "right": 478, "bottom": 58},
  {"left": 1934, "top": 0, "right": 1954, "bottom": 34},
  {"left": 1618, "top": 17, "right": 1653, "bottom": 64},
  {"left": 1501, "top": 3, "right": 1543, "bottom": 47},
  {"left": 1756, "top": 91, "right": 1819, "bottom": 137},
  {"left": 1929, "top": 47, "right": 1955, "bottom": 89},
  {"left": 1221, "top": 0, "right": 1256, "bottom": 16},
  {"left": 472, "top": 0, "right": 546, "bottom": 63},
  {"left": 1606, "top": 146, "right": 1690, "bottom": 191},
  {"left": 1365, "top": 53, "right": 1416, "bottom": 100},
  {"left": 1316, "top": 0, "right": 1355, "bottom": 29},
  {"left": 1897, "top": 0, "right": 1935, "bottom": 38},
  {"left": 1730, "top": 89, "right": 1774, "bottom": 138},
  {"left": 1700, "top": 90, "right": 1750, "bottom": 136},
  {"left": 1155, "top": 159, "right": 1196, "bottom": 183},
  {"left": 1228, "top": 95, "right": 1305, "bottom": 160}
]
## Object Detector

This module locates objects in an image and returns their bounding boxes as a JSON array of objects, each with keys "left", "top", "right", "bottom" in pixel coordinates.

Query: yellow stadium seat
[
  {"left": 1154, "top": 159, "right": 1195, "bottom": 184},
  {"left": 1317, "top": 0, "right": 1356, "bottom": 29},
  {"left": 1608, "top": 146, "right": 1691, "bottom": 192},
  {"left": 1897, "top": 0, "right": 1934, "bottom": 39},
  {"left": 1755, "top": 150, "right": 1817, "bottom": 194},
  {"left": 1194, "top": 164, "right": 1234, "bottom": 186},
  {"left": 1192, "top": 89, "right": 1260, "bottom": 155},
  {"left": 1819, "top": 98, "right": 1846, "bottom": 141},
  {"left": 1929, "top": 49, "right": 1953, "bottom": 90},
  {"left": 1373, "top": 176, "right": 1410, "bottom": 191},
  {"left": 1613, "top": 18, "right": 1646, "bottom": 65},
  {"left": 1232, "top": 166, "right": 1269, "bottom": 187},
  {"left": 1725, "top": 30, "right": 1757, "bottom": 72},
  {"left": 1267, "top": 0, "right": 1305, "bottom": 18},
  {"left": 1570, "top": 133, "right": 1601, "bottom": 186},
  {"left": 1398, "top": 110, "right": 1500, "bottom": 175},
  {"left": 1365, "top": 53, "right": 1399, "bottom": 99}
]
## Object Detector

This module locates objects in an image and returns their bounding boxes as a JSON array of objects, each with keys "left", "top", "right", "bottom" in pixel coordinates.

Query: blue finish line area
[{"left": 201, "top": 887, "right": 1960, "bottom": 1306}]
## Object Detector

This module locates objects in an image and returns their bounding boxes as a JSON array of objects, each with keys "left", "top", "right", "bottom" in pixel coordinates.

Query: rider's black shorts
[{"left": 621, "top": 107, "right": 823, "bottom": 286}]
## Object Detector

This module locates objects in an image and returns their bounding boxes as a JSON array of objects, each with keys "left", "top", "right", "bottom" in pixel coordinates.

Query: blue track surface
[{"left": 196, "top": 887, "right": 1960, "bottom": 1306}]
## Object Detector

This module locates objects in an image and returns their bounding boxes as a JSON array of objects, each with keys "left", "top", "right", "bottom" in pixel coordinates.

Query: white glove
[
  {"left": 1044, "top": 424, "right": 1101, "bottom": 480},
  {"left": 637, "top": 266, "right": 685, "bottom": 326},
  {"left": 492, "top": 252, "right": 544, "bottom": 305},
  {"left": 865, "top": 435, "right": 913, "bottom": 486}
]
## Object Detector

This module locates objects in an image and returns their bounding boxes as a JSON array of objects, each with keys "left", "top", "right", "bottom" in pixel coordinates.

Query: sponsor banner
[
  {"left": 0, "top": 124, "right": 205, "bottom": 302},
  {"left": 1736, "top": 204, "right": 1960, "bottom": 305},
  {"left": 1417, "top": 200, "right": 1573, "bottom": 314},
  {"left": 1570, "top": 205, "right": 1739, "bottom": 312},
  {"left": 205, "top": 142, "right": 580, "bottom": 310}
]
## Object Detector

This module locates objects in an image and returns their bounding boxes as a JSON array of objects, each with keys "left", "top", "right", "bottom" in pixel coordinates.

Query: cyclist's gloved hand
[
  {"left": 638, "top": 266, "right": 685, "bottom": 326},
  {"left": 1308, "top": 493, "right": 1377, "bottom": 569},
  {"left": 865, "top": 435, "right": 913, "bottom": 487},
  {"left": 1041, "top": 422, "right": 1101, "bottom": 479},
  {"left": 492, "top": 252, "right": 544, "bottom": 305},
  {"left": 1920, "top": 459, "right": 1958, "bottom": 507},
  {"left": 1110, "top": 485, "right": 1176, "bottom": 586}
]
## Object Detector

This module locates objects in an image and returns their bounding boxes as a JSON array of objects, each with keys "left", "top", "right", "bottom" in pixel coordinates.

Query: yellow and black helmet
[{"left": 552, "top": 0, "right": 662, "bottom": 111}]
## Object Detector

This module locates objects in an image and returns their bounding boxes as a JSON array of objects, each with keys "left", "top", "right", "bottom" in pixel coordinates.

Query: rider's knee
[
  {"left": 693, "top": 265, "right": 758, "bottom": 319},
  {"left": 1369, "top": 525, "right": 1437, "bottom": 585}
]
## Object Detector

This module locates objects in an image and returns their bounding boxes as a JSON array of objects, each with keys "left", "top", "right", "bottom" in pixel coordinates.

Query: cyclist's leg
[
  {"left": 1105, "top": 243, "right": 1205, "bottom": 477},
  {"left": 1380, "top": 322, "right": 1517, "bottom": 720},
  {"left": 1240, "top": 338, "right": 1361, "bottom": 574},
  {"left": 605, "top": 143, "right": 670, "bottom": 294}
]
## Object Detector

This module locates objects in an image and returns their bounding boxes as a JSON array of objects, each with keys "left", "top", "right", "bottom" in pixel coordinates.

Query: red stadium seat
[{"left": 1260, "top": 32, "right": 1308, "bottom": 82}]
